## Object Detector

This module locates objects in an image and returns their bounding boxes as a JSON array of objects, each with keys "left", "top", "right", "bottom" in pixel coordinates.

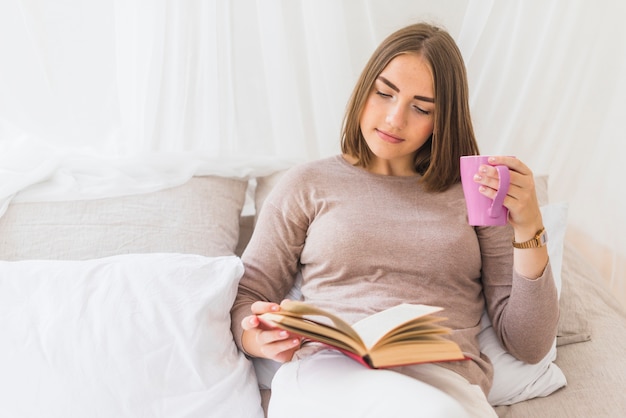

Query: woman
[{"left": 231, "top": 22, "right": 558, "bottom": 418}]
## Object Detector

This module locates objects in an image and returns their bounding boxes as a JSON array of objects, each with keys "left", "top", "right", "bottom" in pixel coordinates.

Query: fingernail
[
  {"left": 488, "top": 157, "right": 496, "bottom": 163},
  {"left": 479, "top": 186, "right": 487, "bottom": 192},
  {"left": 473, "top": 174, "right": 482, "bottom": 181},
  {"left": 292, "top": 338, "right": 301, "bottom": 345},
  {"left": 279, "top": 331, "right": 288, "bottom": 338}
]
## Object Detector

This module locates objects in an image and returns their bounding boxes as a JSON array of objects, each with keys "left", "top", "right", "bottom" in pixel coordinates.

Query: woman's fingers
[
  {"left": 250, "top": 300, "right": 280, "bottom": 315},
  {"left": 241, "top": 301, "right": 278, "bottom": 331},
  {"left": 256, "top": 328, "right": 302, "bottom": 360},
  {"left": 473, "top": 156, "right": 542, "bottom": 227},
  {"left": 241, "top": 300, "right": 302, "bottom": 362}
]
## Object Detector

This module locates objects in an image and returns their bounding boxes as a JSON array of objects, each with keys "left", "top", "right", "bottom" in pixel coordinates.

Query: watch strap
[{"left": 512, "top": 227, "right": 548, "bottom": 249}]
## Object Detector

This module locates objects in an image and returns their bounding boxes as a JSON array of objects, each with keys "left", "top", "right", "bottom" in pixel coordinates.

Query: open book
[{"left": 260, "top": 300, "right": 466, "bottom": 369}]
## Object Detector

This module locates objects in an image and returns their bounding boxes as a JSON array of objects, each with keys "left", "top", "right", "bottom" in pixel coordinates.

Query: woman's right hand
[{"left": 241, "top": 301, "right": 302, "bottom": 362}]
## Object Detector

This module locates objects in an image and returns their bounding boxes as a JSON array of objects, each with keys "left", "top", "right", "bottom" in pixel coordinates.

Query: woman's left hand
[
  {"left": 474, "top": 156, "right": 549, "bottom": 279},
  {"left": 473, "top": 156, "right": 543, "bottom": 234}
]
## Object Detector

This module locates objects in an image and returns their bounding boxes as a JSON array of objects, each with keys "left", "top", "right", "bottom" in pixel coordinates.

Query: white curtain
[{"left": 1, "top": 0, "right": 625, "bottom": 305}]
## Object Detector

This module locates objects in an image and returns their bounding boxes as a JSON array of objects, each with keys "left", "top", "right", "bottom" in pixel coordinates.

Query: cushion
[
  {"left": 0, "top": 176, "right": 248, "bottom": 260},
  {"left": 0, "top": 253, "right": 264, "bottom": 418},
  {"left": 481, "top": 202, "right": 569, "bottom": 406},
  {"left": 556, "top": 274, "right": 592, "bottom": 347},
  {"left": 531, "top": 174, "right": 590, "bottom": 346},
  {"left": 554, "top": 224, "right": 593, "bottom": 346},
  {"left": 254, "top": 170, "right": 288, "bottom": 224}
]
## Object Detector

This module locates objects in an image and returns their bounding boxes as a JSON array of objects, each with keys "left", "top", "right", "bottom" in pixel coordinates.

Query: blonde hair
[{"left": 340, "top": 23, "right": 479, "bottom": 192}]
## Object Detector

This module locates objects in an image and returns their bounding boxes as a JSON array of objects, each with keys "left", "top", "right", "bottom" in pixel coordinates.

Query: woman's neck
[{"left": 342, "top": 154, "right": 417, "bottom": 177}]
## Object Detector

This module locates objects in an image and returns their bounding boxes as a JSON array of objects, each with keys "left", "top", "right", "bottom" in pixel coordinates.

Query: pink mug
[{"left": 460, "top": 156, "right": 510, "bottom": 226}]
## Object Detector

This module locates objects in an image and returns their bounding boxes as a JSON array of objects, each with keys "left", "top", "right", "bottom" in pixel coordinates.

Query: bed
[{"left": 0, "top": 171, "right": 624, "bottom": 417}]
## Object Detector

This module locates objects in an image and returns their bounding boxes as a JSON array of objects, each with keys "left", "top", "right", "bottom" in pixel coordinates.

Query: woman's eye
[
  {"left": 413, "top": 105, "right": 431, "bottom": 115},
  {"left": 375, "top": 91, "right": 392, "bottom": 98}
]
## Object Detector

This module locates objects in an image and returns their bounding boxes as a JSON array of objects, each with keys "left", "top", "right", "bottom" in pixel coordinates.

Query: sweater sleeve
[
  {"left": 479, "top": 225, "right": 559, "bottom": 363},
  {"left": 230, "top": 169, "right": 310, "bottom": 353}
]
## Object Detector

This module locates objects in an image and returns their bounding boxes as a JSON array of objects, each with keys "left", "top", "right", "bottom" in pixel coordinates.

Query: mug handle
[{"left": 488, "top": 165, "right": 510, "bottom": 218}]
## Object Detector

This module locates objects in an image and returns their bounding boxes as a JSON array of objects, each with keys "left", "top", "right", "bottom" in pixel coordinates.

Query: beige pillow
[
  {"left": 254, "top": 170, "right": 288, "bottom": 222},
  {"left": 0, "top": 176, "right": 248, "bottom": 260},
  {"left": 533, "top": 176, "right": 591, "bottom": 346},
  {"left": 556, "top": 243, "right": 592, "bottom": 346}
]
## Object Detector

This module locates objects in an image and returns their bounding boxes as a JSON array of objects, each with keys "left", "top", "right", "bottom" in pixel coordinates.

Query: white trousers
[{"left": 268, "top": 348, "right": 497, "bottom": 418}]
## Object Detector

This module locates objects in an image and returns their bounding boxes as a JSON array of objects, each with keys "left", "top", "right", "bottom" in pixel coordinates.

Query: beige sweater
[{"left": 231, "top": 155, "right": 559, "bottom": 394}]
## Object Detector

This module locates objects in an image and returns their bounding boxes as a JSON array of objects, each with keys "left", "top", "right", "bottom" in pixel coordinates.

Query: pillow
[
  {"left": 481, "top": 202, "right": 569, "bottom": 406},
  {"left": 556, "top": 253, "right": 592, "bottom": 346},
  {"left": 0, "top": 176, "right": 248, "bottom": 260},
  {"left": 0, "top": 253, "right": 264, "bottom": 418},
  {"left": 254, "top": 170, "right": 288, "bottom": 224}
]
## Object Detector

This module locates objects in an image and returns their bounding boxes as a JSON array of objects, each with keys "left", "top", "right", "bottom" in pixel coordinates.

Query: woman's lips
[{"left": 376, "top": 129, "right": 404, "bottom": 144}]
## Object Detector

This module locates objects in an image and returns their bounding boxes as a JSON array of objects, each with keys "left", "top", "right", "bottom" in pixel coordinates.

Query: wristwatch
[{"left": 512, "top": 227, "right": 548, "bottom": 249}]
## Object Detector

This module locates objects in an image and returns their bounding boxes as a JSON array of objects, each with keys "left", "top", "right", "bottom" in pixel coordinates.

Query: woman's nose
[{"left": 385, "top": 104, "right": 407, "bottom": 129}]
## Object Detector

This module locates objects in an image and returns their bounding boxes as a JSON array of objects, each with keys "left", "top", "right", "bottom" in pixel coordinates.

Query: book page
[
  {"left": 374, "top": 321, "right": 449, "bottom": 347},
  {"left": 367, "top": 337, "right": 465, "bottom": 368},
  {"left": 259, "top": 312, "right": 366, "bottom": 355},
  {"left": 278, "top": 300, "right": 363, "bottom": 343},
  {"left": 352, "top": 304, "right": 443, "bottom": 349}
]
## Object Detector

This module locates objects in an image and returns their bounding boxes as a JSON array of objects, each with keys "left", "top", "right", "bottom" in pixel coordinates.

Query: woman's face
[{"left": 359, "top": 53, "right": 435, "bottom": 175}]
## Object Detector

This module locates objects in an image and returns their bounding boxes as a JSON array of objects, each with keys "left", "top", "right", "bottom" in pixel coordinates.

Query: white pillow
[
  {"left": 0, "top": 253, "right": 264, "bottom": 418},
  {"left": 482, "top": 202, "right": 569, "bottom": 405}
]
